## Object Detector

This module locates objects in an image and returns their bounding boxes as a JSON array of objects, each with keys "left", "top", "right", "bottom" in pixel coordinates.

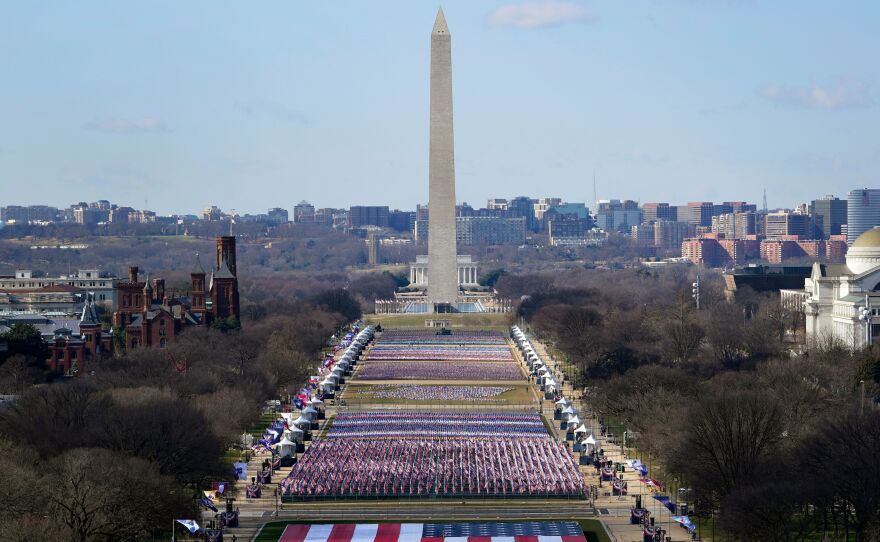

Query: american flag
[{"left": 278, "top": 522, "right": 586, "bottom": 542}]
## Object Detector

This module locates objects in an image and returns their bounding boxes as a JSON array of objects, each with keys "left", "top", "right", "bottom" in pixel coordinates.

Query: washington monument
[{"left": 427, "top": 7, "right": 459, "bottom": 309}]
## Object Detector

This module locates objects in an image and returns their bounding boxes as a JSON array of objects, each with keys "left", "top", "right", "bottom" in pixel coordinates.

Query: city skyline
[{"left": 1, "top": 1, "right": 877, "bottom": 214}]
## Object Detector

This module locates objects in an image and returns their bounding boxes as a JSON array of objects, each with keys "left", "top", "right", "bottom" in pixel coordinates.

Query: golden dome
[{"left": 852, "top": 227, "right": 880, "bottom": 248}]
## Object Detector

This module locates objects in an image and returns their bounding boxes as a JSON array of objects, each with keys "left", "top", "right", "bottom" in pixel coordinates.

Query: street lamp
[{"left": 858, "top": 294, "right": 873, "bottom": 347}]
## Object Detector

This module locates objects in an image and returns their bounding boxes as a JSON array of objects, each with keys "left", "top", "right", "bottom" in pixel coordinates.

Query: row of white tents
[
  {"left": 272, "top": 326, "right": 376, "bottom": 458},
  {"left": 511, "top": 326, "right": 596, "bottom": 453},
  {"left": 317, "top": 325, "right": 376, "bottom": 397}
]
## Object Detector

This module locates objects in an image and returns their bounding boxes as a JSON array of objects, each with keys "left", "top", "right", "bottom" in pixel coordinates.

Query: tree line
[
  {"left": 0, "top": 288, "right": 361, "bottom": 541},
  {"left": 503, "top": 267, "right": 880, "bottom": 541}
]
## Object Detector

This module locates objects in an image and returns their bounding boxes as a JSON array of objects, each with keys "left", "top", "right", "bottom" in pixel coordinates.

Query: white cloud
[
  {"left": 234, "top": 99, "right": 309, "bottom": 124},
  {"left": 760, "top": 78, "right": 873, "bottom": 110},
  {"left": 83, "top": 117, "right": 167, "bottom": 133},
  {"left": 487, "top": 1, "right": 597, "bottom": 28}
]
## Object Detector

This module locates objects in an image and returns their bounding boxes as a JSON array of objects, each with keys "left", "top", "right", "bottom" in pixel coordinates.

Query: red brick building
[
  {"left": 113, "top": 236, "right": 240, "bottom": 352},
  {"left": 46, "top": 236, "right": 241, "bottom": 372},
  {"left": 760, "top": 237, "right": 847, "bottom": 264},
  {"left": 47, "top": 294, "right": 113, "bottom": 375}
]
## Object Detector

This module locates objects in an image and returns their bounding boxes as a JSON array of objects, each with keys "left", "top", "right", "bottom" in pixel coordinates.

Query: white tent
[
  {"left": 302, "top": 406, "right": 318, "bottom": 420},
  {"left": 574, "top": 424, "right": 588, "bottom": 433},
  {"left": 555, "top": 398, "right": 569, "bottom": 406},
  {"left": 567, "top": 416, "right": 581, "bottom": 427},
  {"left": 284, "top": 427, "right": 304, "bottom": 443},
  {"left": 293, "top": 416, "right": 310, "bottom": 428},
  {"left": 584, "top": 434, "right": 597, "bottom": 446},
  {"left": 277, "top": 437, "right": 297, "bottom": 457}
]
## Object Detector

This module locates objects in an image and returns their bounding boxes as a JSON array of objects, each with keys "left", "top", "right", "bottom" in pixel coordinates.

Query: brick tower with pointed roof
[
  {"left": 211, "top": 236, "right": 240, "bottom": 322},
  {"left": 190, "top": 253, "right": 208, "bottom": 324}
]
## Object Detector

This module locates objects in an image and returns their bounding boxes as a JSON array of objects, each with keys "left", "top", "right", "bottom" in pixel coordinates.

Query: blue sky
[{"left": 0, "top": 1, "right": 877, "bottom": 215}]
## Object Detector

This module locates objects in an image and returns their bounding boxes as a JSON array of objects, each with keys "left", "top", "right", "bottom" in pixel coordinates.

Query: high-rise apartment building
[
  {"left": 712, "top": 212, "right": 758, "bottom": 239},
  {"left": 349, "top": 206, "right": 390, "bottom": 229},
  {"left": 293, "top": 201, "right": 315, "bottom": 223},
  {"left": 846, "top": 189, "right": 880, "bottom": 245},
  {"left": 456, "top": 216, "right": 526, "bottom": 246},
  {"left": 810, "top": 195, "right": 847, "bottom": 239},
  {"left": 654, "top": 220, "right": 690, "bottom": 250}
]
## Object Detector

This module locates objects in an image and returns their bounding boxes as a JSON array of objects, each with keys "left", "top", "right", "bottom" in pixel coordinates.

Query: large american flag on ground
[{"left": 278, "top": 522, "right": 587, "bottom": 542}]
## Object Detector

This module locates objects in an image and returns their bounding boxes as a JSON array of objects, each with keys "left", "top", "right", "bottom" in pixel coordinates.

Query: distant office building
[
  {"left": 349, "top": 206, "right": 390, "bottom": 229},
  {"left": 549, "top": 218, "right": 589, "bottom": 246},
  {"left": 108, "top": 206, "right": 135, "bottom": 223},
  {"left": 74, "top": 207, "right": 104, "bottom": 225},
  {"left": 725, "top": 201, "right": 757, "bottom": 214},
  {"left": 202, "top": 206, "right": 223, "bottom": 221},
  {"left": 312, "top": 207, "right": 335, "bottom": 227},
  {"left": 595, "top": 200, "right": 641, "bottom": 232},
  {"left": 456, "top": 216, "right": 526, "bottom": 246},
  {"left": 508, "top": 196, "right": 538, "bottom": 231},
  {"left": 388, "top": 210, "right": 416, "bottom": 233},
  {"left": 677, "top": 202, "right": 714, "bottom": 227},
  {"left": 810, "top": 195, "right": 846, "bottom": 239},
  {"left": 456, "top": 203, "right": 475, "bottom": 217},
  {"left": 533, "top": 198, "right": 562, "bottom": 221},
  {"left": 266, "top": 208, "right": 289, "bottom": 224},
  {"left": 487, "top": 198, "right": 509, "bottom": 211},
  {"left": 294, "top": 201, "right": 316, "bottom": 223},
  {"left": 550, "top": 203, "right": 589, "bottom": 219},
  {"left": 641, "top": 203, "right": 676, "bottom": 223},
  {"left": 630, "top": 224, "right": 655, "bottom": 246},
  {"left": 0, "top": 269, "right": 119, "bottom": 312},
  {"left": 1, "top": 205, "right": 61, "bottom": 224},
  {"left": 765, "top": 212, "right": 810, "bottom": 239},
  {"left": 128, "top": 210, "right": 156, "bottom": 223},
  {"left": 846, "top": 189, "right": 880, "bottom": 246},
  {"left": 713, "top": 203, "right": 733, "bottom": 216},
  {"left": 415, "top": 219, "right": 428, "bottom": 242}
]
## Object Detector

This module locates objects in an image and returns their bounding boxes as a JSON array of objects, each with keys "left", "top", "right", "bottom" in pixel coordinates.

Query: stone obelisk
[{"left": 427, "top": 7, "right": 459, "bottom": 310}]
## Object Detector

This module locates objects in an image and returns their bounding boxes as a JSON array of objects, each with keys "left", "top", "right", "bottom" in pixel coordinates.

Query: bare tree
[{"left": 800, "top": 408, "right": 880, "bottom": 541}]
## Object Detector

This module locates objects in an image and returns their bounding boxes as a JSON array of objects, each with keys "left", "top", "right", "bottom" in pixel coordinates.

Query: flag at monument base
[
  {"left": 278, "top": 522, "right": 587, "bottom": 542},
  {"left": 176, "top": 519, "right": 201, "bottom": 533}
]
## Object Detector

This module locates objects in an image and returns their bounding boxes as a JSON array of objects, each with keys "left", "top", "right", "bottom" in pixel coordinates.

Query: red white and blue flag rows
[{"left": 278, "top": 523, "right": 587, "bottom": 542}]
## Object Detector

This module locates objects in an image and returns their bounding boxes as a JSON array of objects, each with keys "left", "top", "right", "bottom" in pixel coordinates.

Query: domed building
[{"left": 800, "top": 227, "right": 880, "bottom": 348}]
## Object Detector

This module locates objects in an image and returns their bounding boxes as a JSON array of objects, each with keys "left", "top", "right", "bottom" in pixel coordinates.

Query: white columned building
[
  {"left": 787, "top": 227, "right": 880, "bottom": 349},
  {"left": 410, "top": 255, "right": 478, "bottom": 289}
]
